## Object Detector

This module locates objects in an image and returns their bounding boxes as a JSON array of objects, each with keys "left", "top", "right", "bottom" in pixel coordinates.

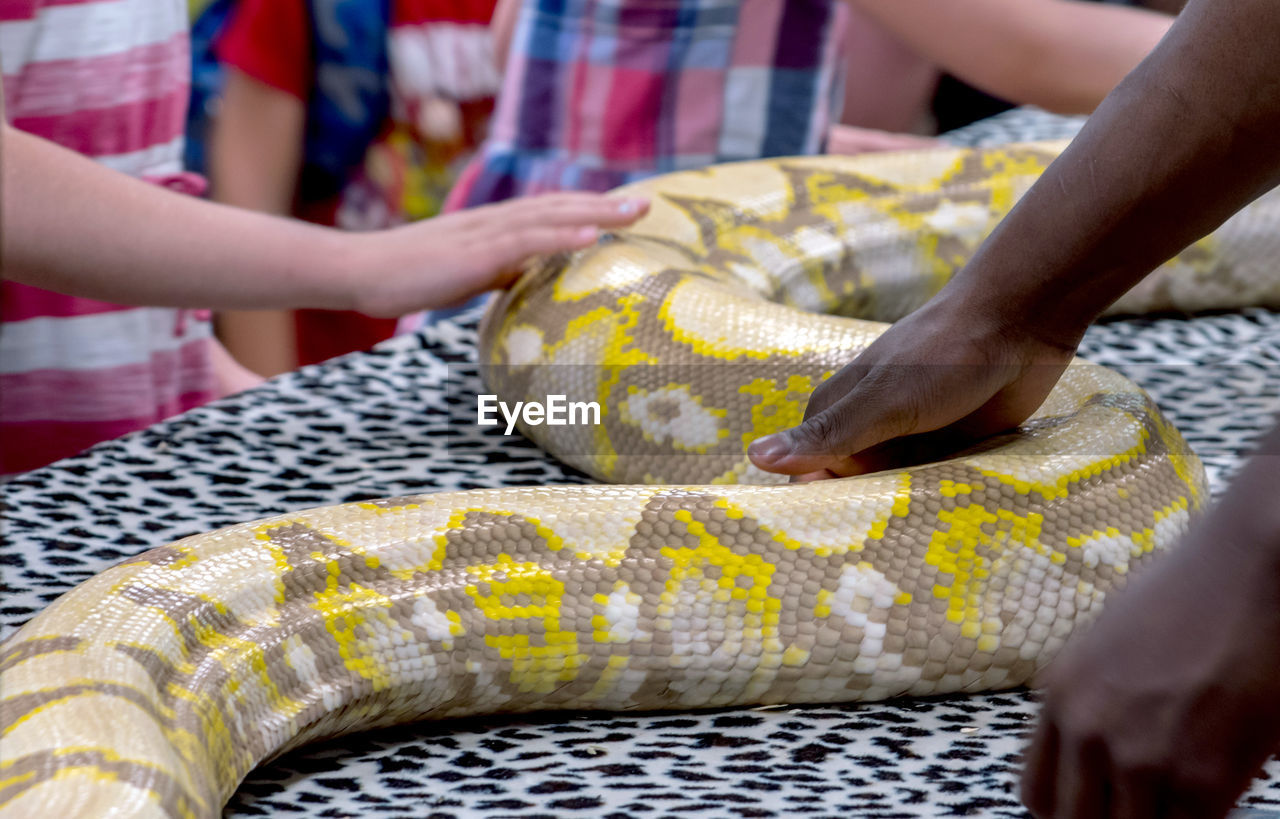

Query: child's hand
[
  {"left": 349, "top": 193, "right": 649, "bottom": 317},
  {"left": 826, "top": 124, "right": 941, "bottom": 156}
]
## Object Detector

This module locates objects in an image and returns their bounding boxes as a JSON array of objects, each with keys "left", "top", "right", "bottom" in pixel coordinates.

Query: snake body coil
[{"left": 4, "top": 143, "right": 1280, "bottom": 817}]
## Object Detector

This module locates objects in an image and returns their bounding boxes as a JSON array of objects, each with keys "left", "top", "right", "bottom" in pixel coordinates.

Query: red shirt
[{"left": 216, "top": 0, "right": 500, "bottom": 363}]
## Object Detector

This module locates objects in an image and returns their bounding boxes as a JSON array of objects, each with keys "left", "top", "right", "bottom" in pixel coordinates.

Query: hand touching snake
[
  {"left": 5, "top": 134, "right": 1280, "bottom": 817},
  {"left": 752, "top": 1, "right": 1280, "bottom": 815}
]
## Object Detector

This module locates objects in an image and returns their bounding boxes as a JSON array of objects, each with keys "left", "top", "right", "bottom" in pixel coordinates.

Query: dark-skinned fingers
[
  {"left": 747, "top": 401, "right": 899, "bottom": 475},
  {"left": 1054, "top": 738, "right": 1111, "bottom": 819},
  {"left": 798, "top": 360, "right": 875, "bottom": 420},
  {"left": 747, "top": 368, "right": 927, "bottom": 475},
  {"left": 842, "top": 427, "right": 1003, "bottom": 475},
  {"left": 791, "top": 469, "right": 835, "bottom": 483},
  {"left": 1164, "top": 759, "right": 1252, "bottom": 819},
  {"left": 1108, "top": 767, "right": 1162, "bottom": 819},
  {"left": 787, "top": 435, "right": 970, "bottom": 482},
  {"left": 1021, "top": 717, "right": 1060, "bottom": 818},
  {"left": 755, "top": 385, "right": 1022, "bottom": 478},
  {"left": 979, "top": 360, "right": 1073, "bottom": 429},
  {"left": 1163, "top": 788, "right": 1230, "bottom": 819},
  {"left": 1105, "top": 728, "right": 1244, "bottom": 819}
]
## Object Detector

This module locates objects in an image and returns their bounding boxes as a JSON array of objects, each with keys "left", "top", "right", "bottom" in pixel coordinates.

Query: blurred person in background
[
  {"left": 443, "top": 0, "right": 851, "bottom": 220},
  {"left": 0, "top": 0, "right": 644, "bottom": 476},
  {"left": 400, "top": 0, "right": 854, "bottom": 331},
  {"left": 837, "top": 0, "right": 1188, "bottom": 140},
  {"left": 1, "top": 0, "right": 240, "bottom": 473},
  {"left": 196, "top": 0, "right": 501, "bottom": 375},
  {"left": 396, "top": 0, "right": 1172, "bottom": 332}
]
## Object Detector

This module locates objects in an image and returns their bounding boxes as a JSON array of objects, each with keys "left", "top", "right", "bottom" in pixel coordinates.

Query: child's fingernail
[
  {"left": 576, "top": 226, "right": 598, "bottom": 242},
  {"left": 617, "top": 197, "right": 647, "bottom": 215}
]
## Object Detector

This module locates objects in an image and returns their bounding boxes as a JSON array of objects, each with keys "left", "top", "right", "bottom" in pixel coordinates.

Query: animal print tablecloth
[{"left": 4, "top": 110, "right": 1280, "bottom": 817}]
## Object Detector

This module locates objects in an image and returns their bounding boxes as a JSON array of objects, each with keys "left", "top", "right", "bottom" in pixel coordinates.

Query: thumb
[{"left": 747, "top": 389, "right": 915, "bottom": 476}]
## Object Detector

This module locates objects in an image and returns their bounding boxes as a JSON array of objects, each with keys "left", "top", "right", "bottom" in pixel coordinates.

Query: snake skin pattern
[{"left": 4, "top": 142, "right": 1280, "bottom": 817}]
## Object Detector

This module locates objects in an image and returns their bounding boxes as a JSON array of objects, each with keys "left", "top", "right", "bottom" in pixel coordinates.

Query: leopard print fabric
[{"left": 3, "top": 109, "right": 1280, "bottom": 818}]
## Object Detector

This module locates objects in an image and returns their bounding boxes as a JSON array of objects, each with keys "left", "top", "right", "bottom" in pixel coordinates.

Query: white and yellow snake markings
[{"left": 10, "top": 140, "right": 1280, "bottom": 816}]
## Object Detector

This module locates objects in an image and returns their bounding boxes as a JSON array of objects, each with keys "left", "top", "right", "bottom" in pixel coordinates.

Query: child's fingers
[
  {"left": 480, "top": 224, "right": 604, "bottom": 275},
  {"left": 462, "top": 224, "right": 601, "bottom": 294},
  {"left": 525, "top": 193, "right": 650, "bottom": 228},
  {"left": 482, "top": 194, "right": 650, "bottom": 230}
]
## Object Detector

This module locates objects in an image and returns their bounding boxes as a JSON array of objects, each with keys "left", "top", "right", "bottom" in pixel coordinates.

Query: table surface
[{"left": 6, "top": 109, "right": 1280, "bottom": 818}]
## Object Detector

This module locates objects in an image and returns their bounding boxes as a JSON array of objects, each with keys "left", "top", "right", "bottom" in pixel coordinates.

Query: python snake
[{"left": 5, "top": 142, "right": 1280, "bottom": 817}]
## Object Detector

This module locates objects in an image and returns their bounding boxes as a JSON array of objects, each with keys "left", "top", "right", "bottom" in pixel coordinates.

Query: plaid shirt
[{"left": 446, "top": 0, "right": 848, "bottom": 207}]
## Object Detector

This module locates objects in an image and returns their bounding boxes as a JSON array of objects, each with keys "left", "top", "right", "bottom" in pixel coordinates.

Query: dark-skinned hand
[
  {"left": 746, "top": 292, "right": 1077, "bottom": 481},
  {"left": 1022, "top": 477, "right": 1280, "bottom": 819},
  {"left": 747, "top": 282, "right": 1280, "bottom": 817},
  {"left": 742, "top": 0, "right": 1280, "bottom": 813}
]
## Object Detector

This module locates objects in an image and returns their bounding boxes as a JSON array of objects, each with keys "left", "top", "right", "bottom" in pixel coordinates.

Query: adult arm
[
  {"left": 1019, "top": 417, "right": 1280, "bottom": 817},
  {"left": 1, "top": 124, "right": 647, "bottom": 315},
  {"left": 749, "top": 0, "right": 1280, "bottom": 480},
  {"left": 849, "top": 0, "right": 1172, "bottom": 113},
  {"left": 749, "top": 0, "right": 1280, "bottom": 814}
]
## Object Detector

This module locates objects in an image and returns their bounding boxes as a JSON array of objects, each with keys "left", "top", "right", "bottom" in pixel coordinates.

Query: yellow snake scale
[{"left": 6, "top": 141, "right": 1280, "bottom": 817}]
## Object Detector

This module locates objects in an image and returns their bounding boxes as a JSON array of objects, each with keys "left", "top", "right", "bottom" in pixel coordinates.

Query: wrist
[
  {"left": 302, "top": 228, "right": 365, "bottom": 312},
  {"left": 336, "top": 231, "right": 414, "bottom": 318},
  {"left": 937, "top": 272, "right": 1087, "bottom": 360}
]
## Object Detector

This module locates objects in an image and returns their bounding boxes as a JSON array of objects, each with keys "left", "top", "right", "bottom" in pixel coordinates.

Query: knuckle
[
  {"left": 804, "top": 359, "right": 872, "bottom": 419},
  {"left": 1056, "top": 701, "right": 1107, "bottom": 742},
  {"left": 491, "top": 232, "right": 526, "bottom": 258},
  {"left": 803, "top": 378, "right": 842, "bottom": 419},
  {"left": 791, "top": 408, "right": 842, "bottom": 454},
  {"left": 856, "top": 367, "right": 919, "bottom": 415}
]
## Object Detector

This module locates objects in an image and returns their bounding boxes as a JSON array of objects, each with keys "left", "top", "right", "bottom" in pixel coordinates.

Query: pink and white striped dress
[{"left": 1, "top": 0, "right": 217, "bottom": 475}]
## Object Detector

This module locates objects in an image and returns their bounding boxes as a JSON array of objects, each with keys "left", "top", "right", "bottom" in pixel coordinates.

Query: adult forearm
[
  {"left": 943, "top": 0, "right": 1280, "bottom": 348},
  {"left": 3, "top": 125, "right": 354, "bottom": 310}
]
